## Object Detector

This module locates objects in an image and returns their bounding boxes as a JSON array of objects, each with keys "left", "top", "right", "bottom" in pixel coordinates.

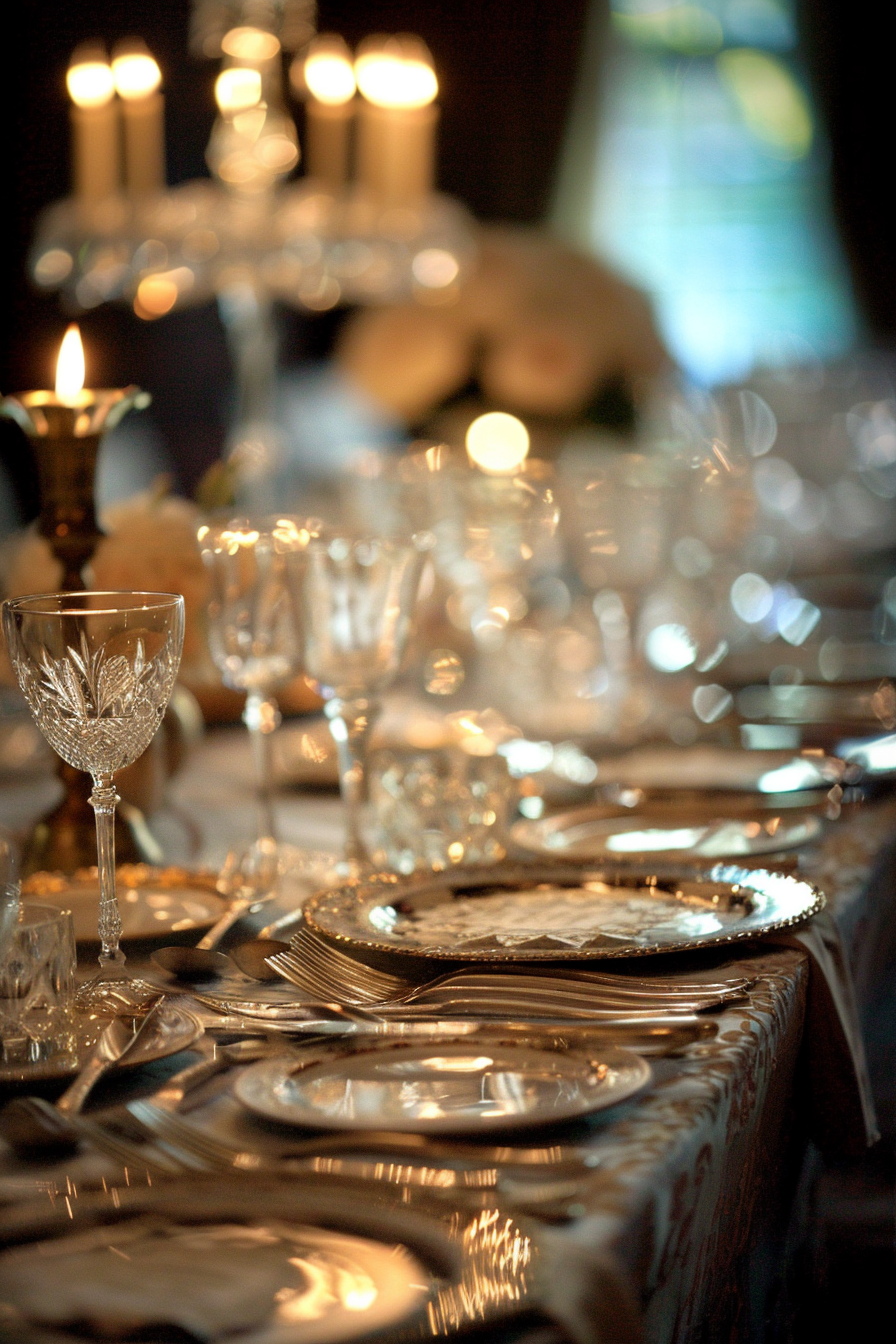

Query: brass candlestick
[{"left": 1, "top": 381, "right": 152, "bottom": 874}]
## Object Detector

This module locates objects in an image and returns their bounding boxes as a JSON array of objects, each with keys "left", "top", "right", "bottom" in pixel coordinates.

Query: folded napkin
[{"left": 765, "top": 908, "right": 878, "bottom": 1157}]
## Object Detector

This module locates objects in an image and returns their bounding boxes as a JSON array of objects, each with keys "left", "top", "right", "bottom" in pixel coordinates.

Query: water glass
[
  {"left": 1, "top": 900, "right": 77, "bottom": 1075},
  {"left": 370, "top": 745, "right": 513, "bottom": 875},
  {"left": 198, "top": 517, "right": 308, "bottom": 870},
  {"left": 293, "top": 530, "right": 431, "bottom": 866}
]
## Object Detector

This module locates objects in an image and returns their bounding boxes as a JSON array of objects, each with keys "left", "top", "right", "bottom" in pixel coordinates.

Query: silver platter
[
  {"left": 304, "top": 861, "right": 825, "bottom": 962},
  {"left": 0, "top": 1174, "right": 532, "bottom": 1342},
  {"left": 235, "top": 1040, "right": 651, "bottom": 1135},
  {"left": 511, "top": 805, "right": 823, "bottom": 861}
]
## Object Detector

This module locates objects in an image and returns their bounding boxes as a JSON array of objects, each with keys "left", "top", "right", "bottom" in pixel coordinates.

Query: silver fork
[
  {"left": 279, "top": 927, "right": 411, "bottom": 1003},
  {"left": 123, "top": 1100, "right": 601, "bottom": 1177},
  {"left": 63, "top": 1112, "right": 192, "bottom": 1176},
  {"left": 267, "top": 949, "right": 749, "bottom": 1017},
  {"left": 276, "top": 925, "right": 754, "bottom": 1007}
]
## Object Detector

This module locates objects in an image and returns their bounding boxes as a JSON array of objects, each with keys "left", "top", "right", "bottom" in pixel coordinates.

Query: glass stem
[
  {"left": 326, "top": 696, "right": 376, "bottom": 865},
  {"left": 89, "top": 775, "right": 125, "bottom": 972},
  {"left": 244, "top": 690, "right": 281, "bottom": 847}
]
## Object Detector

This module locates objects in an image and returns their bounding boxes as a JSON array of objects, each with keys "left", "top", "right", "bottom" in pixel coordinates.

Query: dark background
[{"left": 1, "top": 0, "right": 892, "bottom": 515}]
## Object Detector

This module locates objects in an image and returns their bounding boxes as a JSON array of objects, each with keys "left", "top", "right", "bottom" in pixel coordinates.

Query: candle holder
[
  {"left": 1, "top": 387, "right": 148, "bottom": 589},
  {"left": 1, "top": 384, "right": 153, "bottom": 875}
]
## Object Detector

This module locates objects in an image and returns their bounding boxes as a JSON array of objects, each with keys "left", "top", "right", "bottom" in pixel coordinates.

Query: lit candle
[
  {"left": 112, "top": 39, "right": 165, "bottom": 197},
  {"left": 0, "top": 326, "right": 149, "bottom": 590},
  {"left": 466, "top": 412, "right": 530, "bottom": 475},
  {"left": 221, "top": 25, "right": 281, "bottom": 61},
  {"left": 355, "top": 35, "right": 439, "bottom": 208},
  {"left": 66, "top": 43, "right": 119, "bottom": 209},
  {"left": 296, "top": 34, "right": 356, "bottom": 191},
  {"left": 55, "top": 324, "right": 87, "bottom": 407}
]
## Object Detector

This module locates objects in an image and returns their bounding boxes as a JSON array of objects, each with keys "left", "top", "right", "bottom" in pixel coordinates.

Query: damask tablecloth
[{"left": 3, "top": 733, "right": 896, "bottom": 1344}]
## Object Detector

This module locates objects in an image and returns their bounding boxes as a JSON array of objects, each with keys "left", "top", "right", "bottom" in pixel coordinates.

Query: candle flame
[
  {"left": 112, "top": 50, "right": 162, "bottom": 100},
  {"left": 215, "top": 66, "right": 262, "bottom": 114},
  {"left": 355, "top": 37, "right": 438, "bottom": 109},
  {"left": 67, "top": 56, "right": 115, "bottom": 109},
  {"left": 221, "top": 26, "right": 281, "bottom": 61},
  {"left": 55, "top": 325, "right": 86, "bottom": 405},
  {"left": 304, "top": 36, "right": 356, "bottom": 105},
  {"left": 466, "top": 412, "right": 530, "bottom": 475}
]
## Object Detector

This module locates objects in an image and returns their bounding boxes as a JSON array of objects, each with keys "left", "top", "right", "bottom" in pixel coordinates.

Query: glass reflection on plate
[{"left": 280, "top": 1051, "right": 585, "bottom": 1123}]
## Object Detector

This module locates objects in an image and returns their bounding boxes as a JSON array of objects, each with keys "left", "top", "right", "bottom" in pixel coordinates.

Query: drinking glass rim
[
  {"left": 305, "top": 529, "right": 435, "bottom": 555},
  {"left": 6, "top": 900, "right": 74, "bottom": 930},
  {"left": 2, "top": 591, "right": 185, "bottom": 618}
]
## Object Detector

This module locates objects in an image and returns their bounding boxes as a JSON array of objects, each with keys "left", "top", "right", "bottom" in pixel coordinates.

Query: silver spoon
[
  {"left": 151, "top": 940, "right": 289, "bottom": 985},
  {"left": 0, "top": 1002, "right": 165, "bottom": 1157}
]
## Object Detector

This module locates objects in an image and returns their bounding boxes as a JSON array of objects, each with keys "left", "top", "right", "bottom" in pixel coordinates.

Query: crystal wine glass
[
  {"left": 198, "top": 518, "right": 307, "bottom": 883},
  {"left": 290, "top": 530, "right": 431, "bottom": 869},
  {"left": 2, "top": 591, "right": 184, "bottom": 1011}
]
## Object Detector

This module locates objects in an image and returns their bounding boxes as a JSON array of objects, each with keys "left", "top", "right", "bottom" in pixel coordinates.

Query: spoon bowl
[
  {"left": 151, "top": 946, "right": 232, "bottom": 983},
  {"left": 231, "top": 939, "right": 290, "bottom": 981}
]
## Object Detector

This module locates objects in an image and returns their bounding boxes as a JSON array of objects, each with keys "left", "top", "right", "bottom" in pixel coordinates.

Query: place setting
[{"left": 3, "top": 6, "right": 895, "bottom": 1341}]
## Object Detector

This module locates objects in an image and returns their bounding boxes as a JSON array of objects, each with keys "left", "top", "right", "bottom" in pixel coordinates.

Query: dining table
[{"left": 1, "top": 723, "right": 894, "bottom": 1344}]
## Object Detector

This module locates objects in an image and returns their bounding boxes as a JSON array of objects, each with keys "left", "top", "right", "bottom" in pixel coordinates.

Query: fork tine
[
  {"left": 287, "top": 928, "right": 410, "bottom": 997},
  {"left": 68, "top": 1116, "right": 188, "bottom": 1176},
  {"left": 126, "top": 1102, "right": 243, "bottom": 1170}
]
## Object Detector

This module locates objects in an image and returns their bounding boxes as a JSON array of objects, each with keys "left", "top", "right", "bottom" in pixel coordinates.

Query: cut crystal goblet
[{"left": 2, "top": 591, "right": 184, "bottom": 1013}]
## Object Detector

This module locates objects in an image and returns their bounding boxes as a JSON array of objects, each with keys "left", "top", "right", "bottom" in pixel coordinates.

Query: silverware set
[
  {"left": 264, "top": 924, "right": 754, "bottom": 1018},
  {"left": 0, "top": 909, "right": 756, "bottom": 1213}
]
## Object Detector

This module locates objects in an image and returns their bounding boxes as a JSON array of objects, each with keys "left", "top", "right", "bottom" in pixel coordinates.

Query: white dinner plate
[
  {"left": 235, "top": 1040, "right": 650, "bottom": 1134},
  {"left": 511, "top": 806, "right": 823, "bottom": 861},
  {"left": 21, "top": 865, "right": 228, "bottom": 944}
]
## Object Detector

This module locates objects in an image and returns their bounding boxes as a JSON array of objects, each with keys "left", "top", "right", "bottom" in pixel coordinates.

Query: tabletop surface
[{"left": 3, "top": 728, "right": 896, "bottom": 1344}]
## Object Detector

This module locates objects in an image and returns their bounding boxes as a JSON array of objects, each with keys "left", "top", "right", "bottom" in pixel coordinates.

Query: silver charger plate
[
  {"left": 0, "top": 1176, "right": 454, "bottom": 1344},
  {"left": 21, "top": 865, "right": 228, "bottom": 944},
  {"left": 303, "top": 861, "right": 825, "bottom": 961},
  {"left": 588, "top": 743, "right": 844, "bottom": 793},
  {"left": 0, "top": 1000, "right": 203, "bottom": 1084},
  {"left": 235, "top": 1040, "right": 650, "bottom": 1134},
  {"left": 511, "top": 806, "right": 823, "bottom": 861}
]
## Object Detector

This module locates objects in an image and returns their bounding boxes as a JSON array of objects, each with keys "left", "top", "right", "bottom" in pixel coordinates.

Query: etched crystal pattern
[{"left": 14, "top": 632, "right": 180, "bottom": 776}]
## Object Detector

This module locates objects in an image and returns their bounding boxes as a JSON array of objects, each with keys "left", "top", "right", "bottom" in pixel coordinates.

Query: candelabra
[{"left": 29, "top": 2, "right": 476, "bottom": 501}]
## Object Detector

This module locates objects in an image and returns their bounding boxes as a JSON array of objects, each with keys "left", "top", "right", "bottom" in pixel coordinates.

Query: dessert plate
[
  {"left": 0, "top": 999, "right": 202, "bottom": 1084},
  {"left": 304, "top": 861, "right": 825, "bottom": 961},
  {"left": 235, "top": 1040, "right": 650, "bottom": 1134},
  {"left": 21, "top": 865, "right": 228, "bottom": 944}
]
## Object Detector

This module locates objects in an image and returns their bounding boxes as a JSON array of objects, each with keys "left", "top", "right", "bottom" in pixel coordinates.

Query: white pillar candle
[
  {"left": 355, "top": 35, "right": 439, "bottom": 208},
  {"left": 298, "top": 34, "right": 356, "bottom": 191},
  {"left": 66, "top": 44, "right": 118, "bottom": 208},
  {"left": 112, "top": 40, "right": 165, "bottom": 196}
]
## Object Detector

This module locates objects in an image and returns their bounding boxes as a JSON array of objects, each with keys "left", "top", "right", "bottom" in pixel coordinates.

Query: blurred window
[{"left": 554, "top": 0, "right": 858, "bottom": 384}]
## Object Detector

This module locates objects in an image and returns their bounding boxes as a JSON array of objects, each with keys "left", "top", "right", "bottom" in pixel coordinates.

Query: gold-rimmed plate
[
  {"left": 511, "top": 806, "right": 823, "bottom": 861},
  {"left": 0, "top": 1176, "right": 448, "bottom": 1344},
  {"left": 21, "top": 865, "right": 228, "bottom": 945},
  {"left": 303, "top": 861, "right": 825, "bottom": 962}
]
